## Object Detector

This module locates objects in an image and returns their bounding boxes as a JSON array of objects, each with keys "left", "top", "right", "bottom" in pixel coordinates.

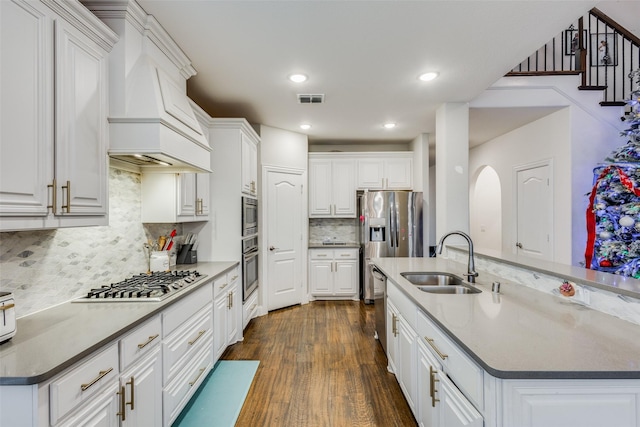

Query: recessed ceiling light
[
  {"left": 300, "top": 124, "right": 312, "bottom": 130},
  {"left": 383, "top": 123, "right": 396, "bottom": 129},
  {"left": 419, "top": 72, "right": 439, "bottom": 82},
  {"left": 289, "top": 74, "right": 308, "bottom": 83}
]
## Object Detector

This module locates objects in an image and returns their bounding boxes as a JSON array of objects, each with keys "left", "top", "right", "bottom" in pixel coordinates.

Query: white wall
[
  {"left": 470, "top": 166, "right": 502, "bottom": 252},
  {"left": 260, "top": 125, "right": 309, "bottom": 170}
]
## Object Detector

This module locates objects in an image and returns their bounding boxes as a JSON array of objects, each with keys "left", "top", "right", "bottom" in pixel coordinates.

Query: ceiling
[{"left": 137, "top": 0, "right": 604, "bottom": 147}]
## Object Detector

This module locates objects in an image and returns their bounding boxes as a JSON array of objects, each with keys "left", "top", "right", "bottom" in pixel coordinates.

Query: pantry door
[
  {"left": 265, "top": 167, "right": 304, "bottom": 311},
  {"left": 515, "top": 161, "right": 553, "bottom": 260}
]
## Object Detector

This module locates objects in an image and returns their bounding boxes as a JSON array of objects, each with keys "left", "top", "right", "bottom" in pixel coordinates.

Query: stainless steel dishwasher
[{"left": 372, "top": 265, "right": 387, "bottom": 354}]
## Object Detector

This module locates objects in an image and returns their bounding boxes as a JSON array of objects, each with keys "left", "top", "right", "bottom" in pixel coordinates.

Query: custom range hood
[{"left": 86, "top": 0, "right": 211, "bottom": 172}]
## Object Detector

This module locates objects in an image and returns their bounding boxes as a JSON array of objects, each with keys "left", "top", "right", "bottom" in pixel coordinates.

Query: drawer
[
  {"left": 213, "top": 272, "right": 233, "bottom": 298},
  {"left": 50, "top": 343, "right": 119, "bottom": 424},
  {"left": 228, "top": 267, "right": 240, "bottom": 286},
  {"left": 417, "top": 309, "right": 484, "bottom": 408},
  {"left": 309, "top": 249, "right": 333, "bottom": 260},
  {"left": 387, "top": 280, "right": 417, "bottom": 330},
  {"left": 163, "top": 284, "right": 212, "bottom": 336},
  {"left": 163, "top": 304, "right": 213, "bottom": 384},
  {"left": 243, "top": 290, "right": 259, "bottom": 330},
  {"left": 334, "top": 249, "right": 358, "bottom": 259},
  {"left": 163, "top": 337, "right": 213, "bottom": 426},
  {"left": 119, "top": 315, "right": 161, "bottom": 370}
]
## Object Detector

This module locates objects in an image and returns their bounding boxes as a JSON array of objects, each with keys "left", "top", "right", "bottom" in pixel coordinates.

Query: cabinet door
[
  {"left": 213, "top": 291, "right": 229, "bottom": 361},
  {"left": 357, "top": 158, "right": 384, "bottom": 190},
  {"left": 385, "top": 157, "right": 413, "bottom": 190},
  {"left": 331, "top": 159, "right": 356, "bottom": 217},
  {"left": 386, "top": 300, "right": 399, "bottom": 374},
  {"left": 196, "top": 173, "right": 210, "bottom": 217},
  {"left": 241, "top": 133, "right": 257, "bottom": 196},
  {"left": 227, "top": 285, "right": 239, "bottom": 345},
  {"left": 438, "top": 372, "right": 483, "bottom": 427},
  {"left": 309, "top": 159, "right": 332, "bottom": 216},
  {"left": 334, "top": 260, "right": 357, "bottom": 296},
  {"left": 54, "top": 19, "right": 108, "bottom": 216},
  {"left": 177, "top": 173, "right": 197, "bottom": 219},
  {"left": 0, "top": 0, "right": 53, "bottom": 218},
  {"left": 309, "top": 260, "right": 333, "bottom": 295},
  {"left": 398, "top": 315, "right": 418, "bottom": 415},
  {"left": 417, "top": 339, "right": 441, "bottom": 427},
  {"left": 57, "top": 382, "right": 119, "bottom": 427},
  {"left": 121, "top": 348, "right": 162, "bottom": 427}
]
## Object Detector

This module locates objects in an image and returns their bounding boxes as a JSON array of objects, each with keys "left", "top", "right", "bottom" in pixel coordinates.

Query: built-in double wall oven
[
  {"left": 242, "top": 196, "right": 258, "bottom": 237},
  {"left": 242, "top": 234, "right": 259, "bottom": 301}
]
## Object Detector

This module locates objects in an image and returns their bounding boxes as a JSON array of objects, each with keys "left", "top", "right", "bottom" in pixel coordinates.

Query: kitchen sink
[
  {"left": 401, "top": 272, "right": 464, "bottom": 287},
  {"left": 416, "top": 285, "right": 481, "bottom": 294}
]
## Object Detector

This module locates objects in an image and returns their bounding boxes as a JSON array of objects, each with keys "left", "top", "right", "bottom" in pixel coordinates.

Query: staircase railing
[{"left": 507, "top": 8, "right": 640, "bottom": 106}]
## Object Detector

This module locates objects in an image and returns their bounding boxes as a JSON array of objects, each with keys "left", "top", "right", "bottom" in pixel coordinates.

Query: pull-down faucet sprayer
[{"left": 436, "top": 231, "right": 479, "bottom": 283}]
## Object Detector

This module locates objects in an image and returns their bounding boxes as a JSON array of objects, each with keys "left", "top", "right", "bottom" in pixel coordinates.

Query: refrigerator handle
[{"left": 389, "top": 206, "right": 396, "bottom": 248}]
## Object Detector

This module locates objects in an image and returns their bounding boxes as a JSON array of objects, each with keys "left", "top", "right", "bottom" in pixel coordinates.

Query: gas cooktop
[{"left": 74, "top": 270, "right": 206, "bottom": 302}]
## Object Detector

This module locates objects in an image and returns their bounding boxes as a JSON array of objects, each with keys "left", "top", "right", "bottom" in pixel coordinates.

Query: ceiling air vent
[{"left": 298, "top": 94, "right": 324, "bottom": 104}]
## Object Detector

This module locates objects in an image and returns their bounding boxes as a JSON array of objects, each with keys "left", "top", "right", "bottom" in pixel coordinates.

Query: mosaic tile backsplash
[
  {"left": 309, "top": 218, "right": 358, "bottom": 244},
  {"left": 0, "top": 168, "right": 181, "bottom": 318}
]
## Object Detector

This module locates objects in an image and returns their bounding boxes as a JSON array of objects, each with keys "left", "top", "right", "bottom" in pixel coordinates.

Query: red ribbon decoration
[{"left": 585, "top": 166, "right": 640, "bottom": 269}]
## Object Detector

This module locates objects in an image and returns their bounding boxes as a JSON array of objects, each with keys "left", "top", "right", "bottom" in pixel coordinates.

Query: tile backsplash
[
  {"left": 0, "top": 168, "right": 181, "bottom": 318},
  {"left": 309, "top": 218, "right": 358, "bottom": 244}
]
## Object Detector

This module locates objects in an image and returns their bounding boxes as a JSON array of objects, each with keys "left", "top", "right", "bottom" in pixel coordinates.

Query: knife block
[{"left": 177, "top": 244, "right": 197, "bottom": 264}]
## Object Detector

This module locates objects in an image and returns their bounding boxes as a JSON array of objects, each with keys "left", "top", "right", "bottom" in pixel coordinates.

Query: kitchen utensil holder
[{"left": 177, "top": 244, "right": 197, "bottom": 264}]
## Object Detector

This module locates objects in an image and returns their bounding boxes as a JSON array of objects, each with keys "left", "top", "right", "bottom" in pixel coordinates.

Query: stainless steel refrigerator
[{"left": 358, "top": 191, "right": 423, "bottom": 303}]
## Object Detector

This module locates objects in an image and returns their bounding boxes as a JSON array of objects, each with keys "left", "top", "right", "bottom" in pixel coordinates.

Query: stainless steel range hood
[{"left": 85, "top": 0, "right": 211, "bottom": 173}]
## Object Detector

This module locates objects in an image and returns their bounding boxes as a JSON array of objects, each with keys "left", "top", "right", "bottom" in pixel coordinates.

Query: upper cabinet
[
  {"left": 141, "top": 173, "right": 209, "bottom": 223},
  {"left": 357, "top": 153, "right": 413, "bottom": 190},
  {"left": 309, "top": 155, "right": 356, "bottom": 218},
  {"left": 241, "top": 132, "right": 258, "bottom": 197},
  {"left": 0, "top": 0, "right": 117, "bottom": 231}
]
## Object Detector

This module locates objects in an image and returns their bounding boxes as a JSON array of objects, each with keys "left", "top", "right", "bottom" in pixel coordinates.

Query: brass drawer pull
[
  {"left": 81, "top": 367, "right": 113, "bottom": 391},
  {"left": 219, "top": 282, "right": 229, "bottom": 290},
  {"left": 0, "top": 303, "right": 15, "bottom": 311},
  {"left": 188, "top": 330, "right": 206, "bottom": 346},
  {"left": 230, "top": 275, "right": 238, "bottom": 281},
  {"left": 425, "top": 337, "right": 448, "bottom": 360},
  {"left": 189, "top": 368, "right": 206, "bottom": 386},
  {"left": 137, "top": 334, "right": 159, "bottom": 349}
]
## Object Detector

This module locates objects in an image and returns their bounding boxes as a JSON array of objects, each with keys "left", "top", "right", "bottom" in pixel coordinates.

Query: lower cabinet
[
  {"left": 309, "top": 248, "right": 359, "bottom": 299},
  {"left": 387, "top": 297, "right": 418, "bottom": 417},
  {"left": 119, "top": 348, "right": 162, "bottom": 427},
  {"left": 417, "top": 338, "right": 441, "bottom": 427},
  {"left": 243, "top": 289, "right": 259, "bottom": 330},
  {"left": 213, "top": 268, "right": 241, "bottom": 361},
  {"left": 56, "top": 382, "right": 120, "bottom": 427}
]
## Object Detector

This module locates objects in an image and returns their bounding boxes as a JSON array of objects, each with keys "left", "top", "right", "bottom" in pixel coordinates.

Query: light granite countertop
[
  {"left": 373, "top": 256, "right": 640, "bottom": 380},
  {"left": 0, "top": 261, "right": 237, "bottom": 386}
]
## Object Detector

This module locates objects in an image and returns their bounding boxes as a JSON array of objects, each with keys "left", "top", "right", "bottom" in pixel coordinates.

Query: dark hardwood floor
[{"left": 221, "top": 300, "right": 417, "bottom": 426}]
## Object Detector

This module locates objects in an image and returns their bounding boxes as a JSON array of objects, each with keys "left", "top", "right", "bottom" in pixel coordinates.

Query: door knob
[
  {"left": 269, "top": 246, "right": 278, "bottom": 251},
  {"left": 516, "top": 242, "right": 523, "bottom": 248}
]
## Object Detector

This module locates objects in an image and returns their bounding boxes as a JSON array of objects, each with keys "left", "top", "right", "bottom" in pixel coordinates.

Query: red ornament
[{"left": 600, "top": 259, "right": 613, "bottom": 267}]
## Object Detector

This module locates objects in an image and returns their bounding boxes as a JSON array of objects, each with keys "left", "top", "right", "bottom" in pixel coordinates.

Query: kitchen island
[{"left": 373, "top": 256, "right": 640, "bottom": 427}]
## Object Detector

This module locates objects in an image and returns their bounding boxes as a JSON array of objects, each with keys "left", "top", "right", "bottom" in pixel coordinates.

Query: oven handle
[{"left": 244, "top": 250, "right": 259, "bottom": 261}]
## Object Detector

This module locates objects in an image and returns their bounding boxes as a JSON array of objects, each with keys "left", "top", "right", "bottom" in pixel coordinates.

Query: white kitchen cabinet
[
  {"left": 241, "top": 132, "right": 258, "bottom": 196},
  {"left": 356, "top": 153, "right": 413, "bottom": 190},
  {"left": 119, "top": 348, "right": 162, "bottom": 427},
  {"left": 213, "top": 269, "right": 241, "bottom": 361},
  {"left": 417, "top": 338, "right": 441, "bottom": 427},
  {"left": 438, "top": 371, "right": 483, "bottom": 427},
  {"left": 243, "top": 287, "right": 259, "bottom": 330},
  {"left": 0, "top": 0, "right": 116, "bottom": 231},
  {"left": 309, "top": 249, "right": 359, "bottom": 299},
  {"left": 56, "top": 382, "right": 120, "bottom": 427},
  {"left": 141, "top": 172, "right": 210, "bottom": 223},
  {"left": 308, "top": 156, "right": 356, "bottom": 218}
]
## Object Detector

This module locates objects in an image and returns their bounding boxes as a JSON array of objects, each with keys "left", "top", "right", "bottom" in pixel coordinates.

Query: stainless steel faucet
[{"left": 436, "top": 231, "right": 479, "bottom": 283}]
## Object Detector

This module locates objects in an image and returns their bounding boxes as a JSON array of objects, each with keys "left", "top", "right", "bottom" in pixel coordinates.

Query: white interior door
[
  {"left": 266, "top": 169, "right": 303, "bottom": 311},
  {"left": 515, "top": 162, "right": 553, "bottom": 260}
]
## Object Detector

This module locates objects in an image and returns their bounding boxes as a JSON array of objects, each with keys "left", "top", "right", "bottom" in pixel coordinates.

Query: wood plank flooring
[{"left": 221, "top": 300, "right": 417, "bottom": 426}]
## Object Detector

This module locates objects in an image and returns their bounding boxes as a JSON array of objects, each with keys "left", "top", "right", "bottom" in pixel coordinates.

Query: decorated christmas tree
[{"left": 585, "top": 69, "right": 640, "bottom": 278}]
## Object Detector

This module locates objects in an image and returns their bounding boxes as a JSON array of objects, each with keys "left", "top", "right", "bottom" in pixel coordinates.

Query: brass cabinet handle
[
  {"left": 425, "top": 337, "right": 448, "bottom": 360},
  {"left": 137, "top": 334, "right": 159, "bottom": 349},
  {"left": 126, "top": 376, "right": 135, "bottom": 410},
  {"left": 80, "top": 367, "right": 113, "bottom": 391},
  {"left": 219, "top": 282, "right": 229, "bottom": 290},
  {"left": 189, "top": 368, "right": 206, "bottom": 387},
  {"left": 196, "top": 198, "right": 204, "bottom": 215},
  {"left": 391, "top": 314, "right": 398, "bottom": 337},
  {"left": 0, "top": 304, "right": 15, "bottom": 311},
  {"left": 230, "top": 275, "right": 238, "bottom": 281},
  {"left": 61, "top": 180, "right": 71, "bottom": 212},
  {"left": 117, "top": 385, "right": 126, "bottom": 421},
  {"left": 47, "top": 179, "right": 57, "bottom": 214},
  {"left": 188, "top": 330, "right": 207, "bottom": 346},
  {"left": 430, "top": 366, "right": 440, "bottom": 407}
]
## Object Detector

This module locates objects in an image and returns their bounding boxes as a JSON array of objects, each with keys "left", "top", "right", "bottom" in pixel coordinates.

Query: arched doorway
[{"left": 470, "top": 166, "right": 502, "bottom": 252}]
